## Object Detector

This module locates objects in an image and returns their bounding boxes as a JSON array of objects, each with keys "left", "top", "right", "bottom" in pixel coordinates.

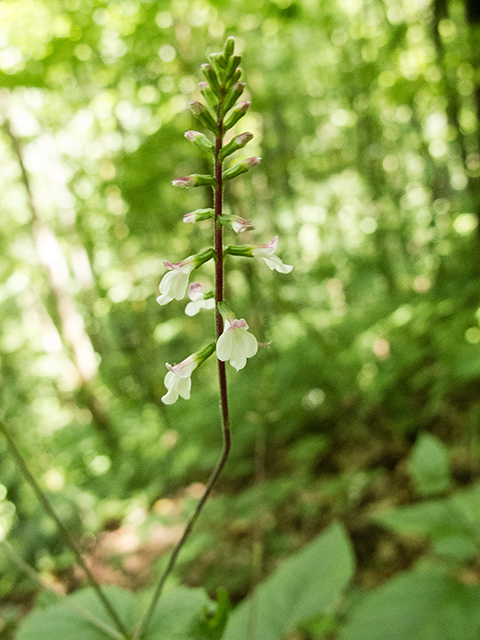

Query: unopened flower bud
[
  {"left": 225, "top": 56, "right": 241, "bottom": 82},
  {"left": 189, "top": 101, "right": 218, "bottom": 133},
  {"left": 209, "top": 52, "right": 226, "bottom": 74},
  {"left": 172, "top": 174, "right": 218, "bottom": 189},
  {"left": 183, "top": 208, "right": 214, "bottom": 223},
  {"left": 223, "top": 156, "right": 261, "bottom": 181},
  {"left": 219, "top": 132, "right": 254, "bottom": 160},
  {"left": 224, "top": 101, "right": 251, "bottom": 130},
  {"left": 198, "top": 81, "right": 218, "bottom": 110},
  {"left": 224, "top": 36, "right": 235, "bottom": 59},
  {"left": 226, "top": 66, "right": 242, "bottom": 88},
  {"left": 201, "top": 63, "right": 221, "bottom": 95},
  {"left": 185, "top": 130, "right": 215, "bottom": 155},
  {"left": 221, "top": 82, "right": 246, "bottom": 117}
]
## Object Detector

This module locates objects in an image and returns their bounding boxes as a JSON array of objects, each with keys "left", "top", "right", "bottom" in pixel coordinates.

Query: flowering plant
[
  {"left": 2, "top": 37, "right": 293, "bottom": 640},
  {"left": 147, "top": 35, "right": 292, "bottom": 634}
]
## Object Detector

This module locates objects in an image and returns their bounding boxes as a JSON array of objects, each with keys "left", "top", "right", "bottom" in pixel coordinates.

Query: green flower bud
[
  {"left": 201, "top": 63, "right": 221, "bottom": 96},
  {"left": 198, "top": 82, "right": 218, "bottom": 111},
  {"left": 221, "top": 82, "right": 246, "bottom": 117},
  {"left": 209, "top": 52, "right": 227, "bottom": 78},
  {"left": 189, "top": 101, "right": 218, "bottom": 134},
  {"left": 225, "top": 56, "right": 241, "bottom": 81},
  {"left": 226, "top": 66, "right": 242, "bottom": 89},
  {"left": 223, "top": 244, "right": 254, "bottom": 258},
  {"left": 223, "top": 156, "right": 261, "bottom": 181},
  {"left": 185, "top": 130, "right": 215, "bottom": 155},
  {"left": 172, "top": 174, "right": 218, "bottom": 189},
  {"left": 224, "top": 36, "right": 235, "bottom": 59},
  {"left": 183, "top": 208, "right": 214, "bottom": 223},
  {"left": 224, "top": 101, "right": 250, "bottom": 130},
  {"left": 221, "top": 132, "right": 253, "bottom": 159},
  {"left": 195, "top": 247, "right": 217, "bottom": 266},
  {"left": 219, "top": 132, "right": 254, "bottom": 160}
]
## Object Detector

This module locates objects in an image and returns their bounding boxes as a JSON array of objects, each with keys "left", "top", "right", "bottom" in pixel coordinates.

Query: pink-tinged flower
[
  {"left": 182, "top": 208, "right": 214, "bottom": 224},
  {"left": 185, "top": 282, "right": 215, "bottom": 316},
  {"left": 252, "top": 236, "right": 293, "bottom": 273},
  {"left": 172, "top": 176, "right": 196, "bottom": 188},
  {"left": 216, "top": 318, "right": 258, "bottom": 371},
  {"left": 172, "top": 174, "right": 217, "bottom": 189},
  {"left": 156, "top": 257, "right": 196, "bottom": 306},
  {"left": 183, "top": 212, "right": 196, "bottom": 223},
  {"left": 232, "top": 216, "right": 254, "bottom": 233},
  {"left": 162, "top": 355, "right": 198, "bottom": 404}
]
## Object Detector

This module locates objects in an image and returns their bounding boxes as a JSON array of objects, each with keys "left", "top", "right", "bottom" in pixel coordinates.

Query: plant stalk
[
  {"left": 0, "top": 421, "right": 131, "bottom": 640},
  {"left": 134, "top": 91, "right": 231, "bottom": 640}
]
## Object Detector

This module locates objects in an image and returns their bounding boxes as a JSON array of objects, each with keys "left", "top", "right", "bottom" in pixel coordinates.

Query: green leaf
[
  {"left": 433, "top": 535, "right": 479, "bottom": 561},
  {"left": 223, "top": 521, "right": 355, "bottom": 640},
  {"left": 339, "top": 570, "right": 480, "bottom": 640},
  {"left": 408, "top": 434, "right": 451, "bottom": 496},
  {"left": 16, "top": 586, "right": 139, "bottom": 640},
  {"left": 373, "top": 499, "right": 472, "bottom": 540},
  {"left": 143, "top": 586, "right": 212, "bottom": 640}
]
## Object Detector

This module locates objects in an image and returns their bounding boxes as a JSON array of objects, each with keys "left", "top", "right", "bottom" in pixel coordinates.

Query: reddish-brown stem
[
  {"left": 134, "top": 91, "right": 232, "bottom": 640},
  {"left": 214, "top": 114, "right": 231, "bottom": 431}
]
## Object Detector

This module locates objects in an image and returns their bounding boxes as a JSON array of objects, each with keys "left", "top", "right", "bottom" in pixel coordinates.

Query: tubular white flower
[
  {"left": 251, "top": 236, "right": 293, "bottom": 273},
  {"left": 216, "top": 319, "right": 258, "bottom": 371},
  {"left": 161, "top": 355, "right": 198, "bottom": 404},
  {"left": 232, "top": 216, "right": 254, "bottom": 233},
  {"left": 185, "top": 282, "right": 215, "bottom": 316},
  {"left": 156, "top": 258, "right": 196, "bottom": 306}
]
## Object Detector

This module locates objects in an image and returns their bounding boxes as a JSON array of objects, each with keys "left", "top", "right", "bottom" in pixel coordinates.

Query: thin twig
[
  {"left": 1, "top": 541, "right": 124, "bottom": 640},
  {"left": 0, "top": 422, "right": 131, "bottom": 640}
]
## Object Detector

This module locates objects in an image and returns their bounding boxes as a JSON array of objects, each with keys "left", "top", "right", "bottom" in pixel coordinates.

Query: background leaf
[
  {"left": 339, "top": 570, "right": 480, "bottom": 640},
  {"left": 223, "top": 521, "right": 355, "bottom": 640},
  {"left": 16, "top": 586, "right": 138, "bottom": 640},
  {"left": 408, "top": 434, "right": 451, "bottom": 496}
]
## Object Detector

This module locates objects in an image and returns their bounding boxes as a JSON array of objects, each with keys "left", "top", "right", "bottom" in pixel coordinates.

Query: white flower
[
  {"left": 231, "top": 216, "right": 254, "bottom": 233},
  {"left": 185, "top": 282, "right": 215, "bottom": 316},
  {"left": 252, "top": 236, "right": 293, "bottom": 273},
  {"left": 216, "top": 319, "right": 258, "bottom": 371},
  {"left": 156, "top": 258, "right": 196, "bottom": 306},
  {"left": 161, "top": 355, "right": 198, "bottom": 404}
]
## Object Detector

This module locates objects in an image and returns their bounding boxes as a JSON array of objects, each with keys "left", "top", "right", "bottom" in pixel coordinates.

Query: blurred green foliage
[{"left": 1, "top": 0, "right": 480, "bottom": 637}]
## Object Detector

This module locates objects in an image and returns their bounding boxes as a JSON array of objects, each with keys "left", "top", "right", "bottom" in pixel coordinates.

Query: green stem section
[
  {"left": 0, "top": 421, "right": 131, "bottom": 640},
  {"left": 133, "top": 83, "right": 232, "bottom": 640}
]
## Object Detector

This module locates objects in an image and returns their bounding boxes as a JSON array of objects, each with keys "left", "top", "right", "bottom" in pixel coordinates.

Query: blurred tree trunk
[{"left": 1, "top": 98, "right": 117, "bottom": 451}]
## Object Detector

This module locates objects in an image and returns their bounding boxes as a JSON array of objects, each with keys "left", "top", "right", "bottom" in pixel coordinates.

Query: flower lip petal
[
  {"left": 226, "top": 318, "right": 248, "bottom": 331},
  {"left": 188, "top": 281, "right": 205, "bottom": 300},
  {"left": 166, "top": 355, "right": 197, "bottom": 377},
  {"left": 163, "top": 257, "right": 196, "bottom": 273},
  {"left": 252, "top": 236, "right": 279, "bottom": 257}
]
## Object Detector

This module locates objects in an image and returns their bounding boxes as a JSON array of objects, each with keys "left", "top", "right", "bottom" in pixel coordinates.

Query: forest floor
[{"left": 3, "top": 426, "right": 480, "bottom": 639}]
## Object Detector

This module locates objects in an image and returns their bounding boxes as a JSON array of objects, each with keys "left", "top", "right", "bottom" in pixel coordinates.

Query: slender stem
[
  {"left": 133, "top": 90, "right": 232, "bottom": 640},
  {"left": 0, "top": 422, "right": 131, "bottom": 640}
]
